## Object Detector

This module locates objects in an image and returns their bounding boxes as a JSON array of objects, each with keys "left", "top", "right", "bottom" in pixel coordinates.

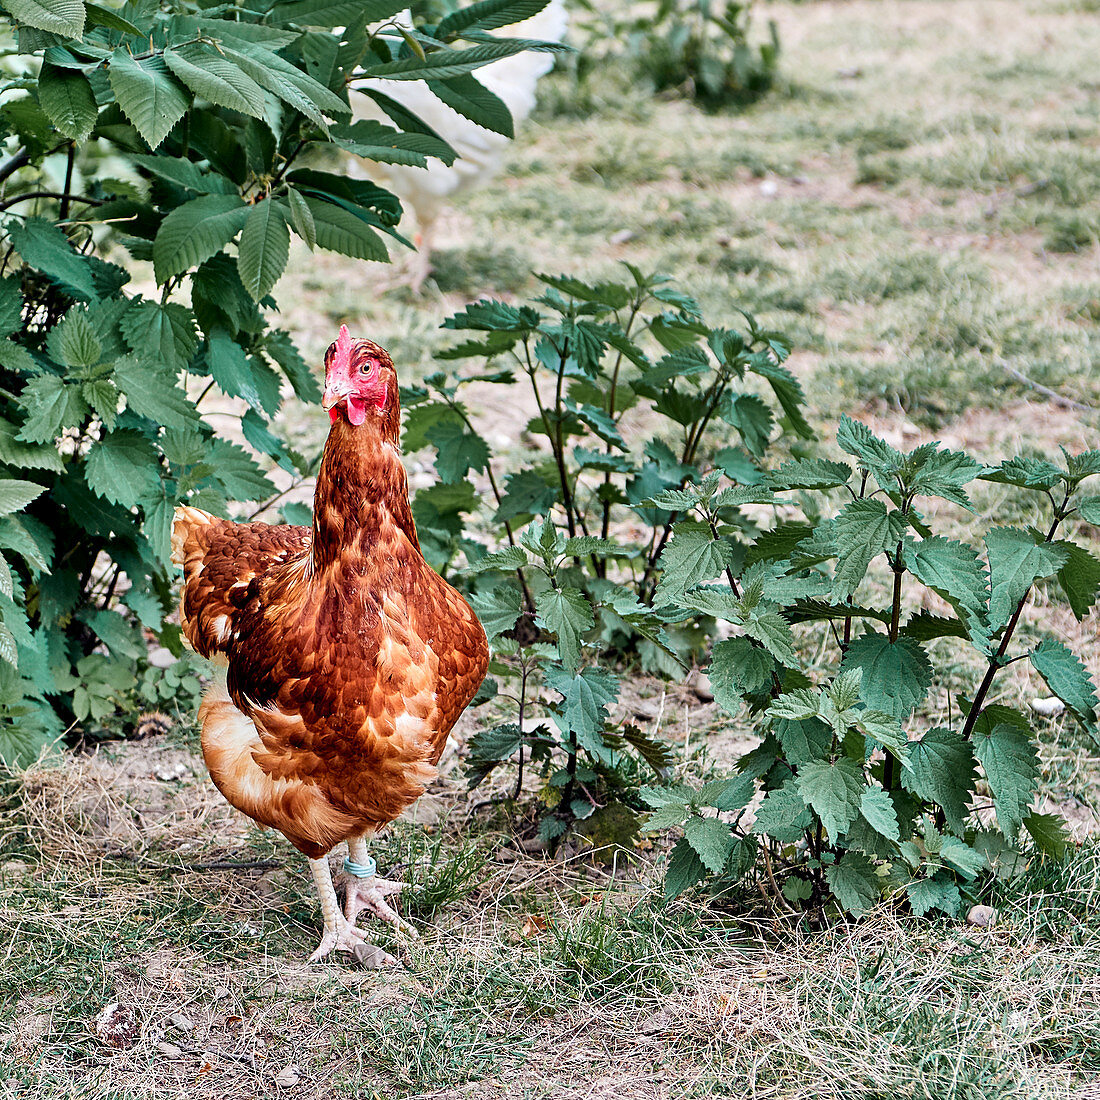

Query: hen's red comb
[{"left": 334, "top": 323, "right": 352, "bottom": 367}]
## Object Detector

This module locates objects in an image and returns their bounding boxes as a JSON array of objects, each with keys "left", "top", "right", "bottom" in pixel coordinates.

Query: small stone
[
  {"left": 687, "top": 670, "right": 714, "bottom": 703},
  {"left": 146, "top": 646, "right": 177, "bottom": 669},
  {"left": 168, "top": 1013, "right": 194, "bottom": 1033},
  {"left": 212, "top": 986, "right": 230, "bottom": 1000},
  {"left": 156, "top": 1041, "right": 182, "bottom": 1059},
  {"left": 966, "top": 904, "right": 996, "bottom": 928},
  {"left": 609, "top": 229, "right": 635, "bottom": 245},
  {"left": 2, "top": 860, "right": 29, "bottom": 877},
  {"left": 1030, "top": 697, "right": 1065, "bottom": 718},
  {"left": 274, "top": 1064, "right": 301, "bottom": 1089},
  {"left": 758, "top": 179, "right": 778, "bottom": 198},
  {"left": 351, "top": 942, "right": 397, "bottom": 968}
]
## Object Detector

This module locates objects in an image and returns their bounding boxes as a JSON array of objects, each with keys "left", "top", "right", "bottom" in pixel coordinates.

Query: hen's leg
[
  {"left": 408, "top": 218, "right": 435, "bottom": 294},
  {"left": 307, "top": 855, "right": 397, "bottom": 965},
  {"left": 343, "top": 835, "right": 419, "bottom": 938}
]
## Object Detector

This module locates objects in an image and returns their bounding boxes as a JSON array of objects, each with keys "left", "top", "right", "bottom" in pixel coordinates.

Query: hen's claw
[
  {"left": 308, "top": 916, "right": 398, "bottom": 965},
  {"left": 343, "top": 874, "right": 420, "bottom": 938}
]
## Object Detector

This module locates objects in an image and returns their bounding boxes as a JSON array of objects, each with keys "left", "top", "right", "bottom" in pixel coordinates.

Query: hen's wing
[{"left": 172, "top": 506, "right": 311, "bottom": 660}]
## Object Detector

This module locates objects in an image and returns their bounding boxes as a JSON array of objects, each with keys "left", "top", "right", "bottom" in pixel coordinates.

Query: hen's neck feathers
[{"left": 311, "top": 415, "right": 418, "bottom": 572}]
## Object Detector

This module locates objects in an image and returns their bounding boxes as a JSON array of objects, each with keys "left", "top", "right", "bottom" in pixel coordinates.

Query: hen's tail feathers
[{"left": 171, "top": 505, "right": 217, "bottom": 570}]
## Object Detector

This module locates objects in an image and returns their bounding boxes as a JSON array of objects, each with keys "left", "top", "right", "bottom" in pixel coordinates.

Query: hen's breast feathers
[{"left": 172, "top": 502, "right": 489, "bottom": 837}]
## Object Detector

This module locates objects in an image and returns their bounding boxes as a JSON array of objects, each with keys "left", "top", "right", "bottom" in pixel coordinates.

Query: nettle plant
[
  {"left": 0, "top": 0, "right": 564, "bottom": 763},
  {"left": 403, "top": 267, "right": 808, "bottom": 836},
  {"left": 642, "top": 423, "right": 1098, "bottom": 916}
]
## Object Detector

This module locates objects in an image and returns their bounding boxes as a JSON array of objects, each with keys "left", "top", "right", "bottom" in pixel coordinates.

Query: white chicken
[{"left": 352, "top": 1, "right": 568, "bottom": 289}]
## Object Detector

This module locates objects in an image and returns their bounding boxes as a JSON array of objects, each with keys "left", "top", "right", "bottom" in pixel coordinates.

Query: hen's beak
[{"left": 321, "top": 380, "right": 349, "bottom": 411}]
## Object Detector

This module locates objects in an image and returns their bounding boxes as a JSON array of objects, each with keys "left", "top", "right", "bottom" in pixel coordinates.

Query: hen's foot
[
  {"left": 308, "top": 916, "right": 398, "bottom": 967},
  {"left": 343, "top": 875, "right": 419, "bottom": 938}
]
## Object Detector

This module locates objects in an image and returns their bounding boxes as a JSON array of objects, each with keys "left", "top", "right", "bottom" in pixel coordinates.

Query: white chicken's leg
[
  {"left": 342, "top": 835, "right": 419, "bottom": 938},
  {"left": 407, "top": 219, "right": 436, "bottom": 294},
  {"left": 307, "top": 856, "right": 397, "bottom": 965}
]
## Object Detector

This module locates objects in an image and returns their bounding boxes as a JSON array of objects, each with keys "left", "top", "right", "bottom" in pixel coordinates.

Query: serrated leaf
[
  {"left": 774, "top": 716, "right": 832, "bottom": 765},
  {"left": 120, "top": 300, "right": 198, "bottom": 372},
  {"left": 709, "top": 637, "right": 773, "bottom": 713},
  {"left": 112, "top": 355, "right": 199, "bottom": 430},
  {"left": 469, "top": 546, "right": 527, "bottom": 573},
  {"left": 164, "top": 43, "right": 267, "bottom": 118},
  {"left": 836, "top": 415, "right": 903, "bottom": 487},
  {"left": 237, "top": 199, "right": 289, "bottom": 302},
  {"left": 825, "top": 851, "right": 880, "bottom": 916},
  {"left": 767, "top": 457, "right": 852, "bottom": 491},
  {"left": 743, "top": 610, "right": 797, "bottom": 667},
  {"left": 108, "top": 50, "right": 189, "bottom": 150},
  {"left": 427, "top": 73, "right": 513, "bottom": 137},
  {"left": 841, "top": 633, "right": 932, "bottom": 720},
  {"left": 49, "top": 306, "right": 101, "bottom": 368},
  {"left": 939, "top": 836, "right": 987, "bottom": 879},
  {"left": 980, "top": 456, "right": 1063, "bottom": 490},
  {"left": 906, "top": 875, "right": 961, "bottom": 917},
  {"left": 0, "top": 479, "right": 45, "bottom": 517},
  {"left": 207, "top": 439, "right": 276, "bottom": 502},
  {"left": 1054, "top": 540, "right": 1100, "bottom": 621},
  {"left": 83, "top": 430, "right": 160, "bottom": 508},
  {"left": 1023, "top": 811, "right": 1070, "bottom": 859},
  {"left": 683, "top": 815, "right": 735, "bottom": 874},
  {"left": 795, "top": 758, "right": 864, "bottom": 842},
  {"left": 7, "top": 217, "right": 97, "bottom": 300},
  {"left": 37, "top": 62, "right": 97, "bottom": 141},
  {"left": 859, "top": 784, "right": 900, "bottom": 842},
  {"left": 0, "top": 278, "right": 22, "bottom": 339},
  {"left": 831, "top": 499, "right": 907, "bottom": 597},
  {"left": 304, "top": 197, "right": 389, "bottom": 262},
  {"left": 656, "top": 520, "right": 734, "bottom": 598},
  {"left": 468, "top": 581, "right": 522, "bottom": 642},
  {"left": 907, "top": 535, "right": 989, "bottom": 634},
  {"left": 153, "top": 194, "right": 248, "bottom": 284},
  {"left": 1030, "top": 637, "right": 1098, "bottom": 724},
  {"left": 908, "top": 445, "right": 981, "bottom": 508},
  {"left": 751, "top": 779, "right": 813, "bottom": 843},
  {"left": 4, "top": 0, "right": 84, "bottom": 37},
  {"left": 426, "top": 417, "right": 490, "bottom": 483},
  {"left": 17, "top": 374, "right": 86, "bottom": 443},
  {"left": 902, "top": 727, "right": 976, "bottom": 835},
  {"left": 543, "top": 665, "right": 618, "bottom": 758},
  {"left": 985, "top": 527, "right": 1068, "bottom": 633},
  {"left": 973, "top": 723, "right": 1039, "bottom": 838},
  {"left": 285, "top": 187, "right": 316, "bottom": 251},
  {"left": 534, "top": 586, "right": 592, "bottom": 672},
  {"left": 664, "top": 837, "right": 707, "bottom": 898}
]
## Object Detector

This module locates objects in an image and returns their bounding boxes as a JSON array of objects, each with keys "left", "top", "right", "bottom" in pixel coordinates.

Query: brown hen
[{"left": 171, "top": 328, "right": 488, "bottom": 961}]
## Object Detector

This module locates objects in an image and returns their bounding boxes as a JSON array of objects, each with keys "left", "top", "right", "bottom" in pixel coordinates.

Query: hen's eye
[{"left": 361, "top": 359, "right": 374, "bottom": 375}]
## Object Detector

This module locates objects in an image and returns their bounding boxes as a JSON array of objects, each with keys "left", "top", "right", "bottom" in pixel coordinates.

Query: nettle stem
[{"left": 960, "top": 491, "right": 1070, "bottom": 741}]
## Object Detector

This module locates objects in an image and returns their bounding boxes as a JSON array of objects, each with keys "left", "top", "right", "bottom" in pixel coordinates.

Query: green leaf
[
  {"left": 360, "top": 40, "right": 557, "bottom": 83},
  {"left": 773, "top": 716, "right": 831, "bottom": 765},
  {"left": 973, "top": 723, "right": 1039, "bottom": 838},
  {"left": 330, "top": 119, "right": 455, "bottom": 168},
  {"left": 709, "top": 637, "right": 774, "bottom": 712},
  {"left": 664, "top": 837, "right": 707, "bottom": 899},
  {"left": 534, "top": 586, "right": 592, "bottom": 672},
  {"left": 76, "top": 607, "right": 142, "bottom": 659},
  {"left": 683, "top": 815, "right": 735, "bottom": 874},
  {"left": 112, "top": 355, "right": 200, "bottom": 431},
  {"left": 0, "top": 419, "right": 62, "bottom": 473},
  {"left": 208, "top": 440, "right": 276, "bottom": 502},
  {"left": 270, "top": 0, "right": 405, "bottom": 25},
  {"left": 108, "top": 50, "right": 189, "bottom": 150},
  {"left": 7, "top": 217, "right": 97, "bottom": 300},
  {"left": 1080, "top": 497, "right": 1100, "bottom": 524},
  {"left": 751, "top": 779, "right": 813, "bottom": 843},
  {"left": 656, "top": 520, "right": 734, "bottom": 599},
  {"left": 743, "top": 610, "right": 797, "bottom": 667},
  {"left": 906, "top": 876, "right": 961, "bottom": 918},
  {"left": 37, "top": 62, "right": 97, "bottom": 142},
  {"left": 305, "top": 197, "right": 389, "bottom": 262},
  {"left": 543, "top": 665, "right": 618, "bottom": 758},
  {"left": 4, "top": 0, "right": 84, "bottom": 37},
  {"left": 767, "top": 457, "right": 852, "bottom": 491},
  {"left": 468, "top": 546, "right": 527, "bottom": 574},
  {"left": 831, "top": 499, "right": 907, "bottom": 597},
  {"left": 0, "top": 479, "right": 45, "bottom": 517},
  {"left": 468, "top": 581, "right": 522, "bottom": 642},
  {"left": 18, "top": 375, "right": 86, "bottom": 442},
  {"left": 908, "top": 445, "right": 981, "bottom": 508},
  {"left": 0, "top": 278, "right": 23, "bottom": 339},
  {"left": 939, "top": 836, "right": 987, "bottom": 879},
  {"left": 237, "top": 199, "right": 289, "bottom": 303},
  {"left": 859, "top": 784, "right": 900, "bottom": 842},
  {"left": 901, "top": 727, "right": 976, "bottom": 835},
  {"left": 1054, "top": 540, "right": 1100, "bottom": 621},
  {"left": 153, "top": 194, "right": 248, "bottom": 284},
  {"left": 48, "top": 306, "right": 101, "bottom": 368},
  {"left": 437, "top": 0, "right": 549, "bottom": 35},
  {"left": 981, "top": 456, "right": 1063, "bottom": 490},
  {"left": 83, "top": 430, "right": 160, "bottom": 508},
  {"left": 85, "top": 1, "right": 141, "bottom": 35},
  {"left": 841, "top": 634, "right": 932, "bottom": 720},
  {"left": 906, "top": 535, "right": 989, "bottom": 635},
  {"left": 285, "top": 187, "right": 317, "bottom": 251},
  {"left": 120, "top": 301, "right": 198, "bottom": 373},
  {"left": 163, "top": 43, "right": 267, "bottom": 118},
  {"left": 426, "top": 417, "right": 490, "bottom": 483},
  {"left": 427, "top": 73, "right": 513, "bottom": 137},
  {"left": 795, "top": 758, "right": 864, "bottom": 842},
  {"left": 836, "top": 416, "right": 903, "bottom": 487},
  {"left": 825, "top": 851, "right": 880, "bottom": 916},
  {"left": 1023, "top": 811, "right": 1070, "bottom": 859},
  {"left": 985, "top": 527, "right": 1068, "bottom": 633},
  {"left": 1030, "top": 637, "right": 1098, "bottom": 724}
]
